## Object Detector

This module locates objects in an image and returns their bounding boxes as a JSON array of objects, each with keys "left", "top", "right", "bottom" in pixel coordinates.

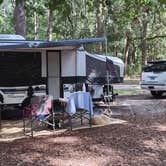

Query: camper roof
[
  {"left": 84, "top": 51, "right": 124, "bottom": 65},
  {"left": 0, "top": 36, "right": 106, "bottom": 49},
  {"left": 0, "top": 34, "right": 25, "bottom": 41},
  {"left": 107, "top": 56, "right": 124, "bottom": 65}
]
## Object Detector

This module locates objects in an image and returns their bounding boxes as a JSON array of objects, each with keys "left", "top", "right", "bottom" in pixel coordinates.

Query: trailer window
[{"left": 0, "top": 52, "right": 46, "bottom": 86}]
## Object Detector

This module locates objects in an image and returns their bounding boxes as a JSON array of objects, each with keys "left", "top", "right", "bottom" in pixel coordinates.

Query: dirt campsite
[{"left": 0, "top": 86, "right": 166, "bottom": 166}]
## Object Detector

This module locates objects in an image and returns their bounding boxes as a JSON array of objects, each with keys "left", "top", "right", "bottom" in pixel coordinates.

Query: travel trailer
[{"left": 0, "top": 34, "right": 124, "bottom": 106}]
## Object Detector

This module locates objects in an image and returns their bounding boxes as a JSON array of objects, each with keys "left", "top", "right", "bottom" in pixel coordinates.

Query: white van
[{"left": 140, "top": 60, "right": 166, "bottom": 97}]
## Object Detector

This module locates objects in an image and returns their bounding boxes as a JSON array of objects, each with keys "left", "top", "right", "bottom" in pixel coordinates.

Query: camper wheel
[{"left": 0, "top": 94, "right": 4, "bottom": 103}]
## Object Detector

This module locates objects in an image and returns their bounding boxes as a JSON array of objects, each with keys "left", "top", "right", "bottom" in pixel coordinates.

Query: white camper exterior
[
  {"left": 0, "top": 85, "right": 46, "bottom": 104},
  {"left": 0, "top": 35, "right": 107, "bottom": 105},
  {"left": 0, "top": 47, "right": 124, "bottom": 104}
]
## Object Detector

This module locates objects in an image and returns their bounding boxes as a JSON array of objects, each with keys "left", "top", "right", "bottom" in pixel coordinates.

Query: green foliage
[
  {"left": 44, "top": 0, "right": 72, "bottom": 17},
  {"left": 0, "top": 1, "right": 15, "bottom": 34},
  {"left": 0, "top": 0, "right": 165, "bottom": 78},
  {"left": 126, "top": 62, "right": 142, "bottom": 77}
]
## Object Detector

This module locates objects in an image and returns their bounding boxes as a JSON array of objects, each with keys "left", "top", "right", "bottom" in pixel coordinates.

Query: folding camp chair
[
  {"left": 65, "top": 91, "right": 93, "bottom": 130},
  {"left": 51, "top": 99, "right": 67, "bottom": 129},
  {"left": 23, "top": 95, "right": 55, "bottom": 137}
]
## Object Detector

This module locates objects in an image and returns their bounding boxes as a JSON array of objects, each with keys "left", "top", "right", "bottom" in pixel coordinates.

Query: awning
[{"left": 0, "top": 37, "right": 107, "bottom": 50}]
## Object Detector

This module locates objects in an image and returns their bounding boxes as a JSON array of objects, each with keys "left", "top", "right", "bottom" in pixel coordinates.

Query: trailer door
[{"left": 47, "top": 51, "right": 60, "bottom": 99}]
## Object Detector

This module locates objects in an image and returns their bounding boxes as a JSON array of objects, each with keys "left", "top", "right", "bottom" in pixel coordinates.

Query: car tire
[{"left": 151, "top": 91, "right": 163, "bottom": 98}]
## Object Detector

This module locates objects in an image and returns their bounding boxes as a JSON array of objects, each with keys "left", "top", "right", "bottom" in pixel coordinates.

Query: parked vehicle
[{"left": 140, "top": 60, "right": 166, "bottom": 97}]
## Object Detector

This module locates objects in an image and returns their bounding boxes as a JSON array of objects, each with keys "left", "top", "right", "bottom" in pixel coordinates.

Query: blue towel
[{"left": 66, "top": 92, "right": 93, "bottom": 116}]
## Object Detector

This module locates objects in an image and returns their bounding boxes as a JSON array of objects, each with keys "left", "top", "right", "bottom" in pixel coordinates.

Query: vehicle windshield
[{"left": 143, "top": 61, "right": 166, "bottom": 72}]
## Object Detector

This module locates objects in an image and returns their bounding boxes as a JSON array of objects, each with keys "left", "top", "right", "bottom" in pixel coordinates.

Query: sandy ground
[{"left": 0, "top": 93, "right": 166, "bottom": 166}]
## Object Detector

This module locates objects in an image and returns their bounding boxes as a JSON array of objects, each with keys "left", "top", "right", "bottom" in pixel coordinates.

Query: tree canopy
[{"left": 0, "top": 0, "right": 166, "bottom": 77}]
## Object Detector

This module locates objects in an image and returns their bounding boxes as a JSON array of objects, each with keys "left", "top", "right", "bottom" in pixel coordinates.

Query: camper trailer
[{"left": 0, "top": 34, "right": 124, "bottom": 106}]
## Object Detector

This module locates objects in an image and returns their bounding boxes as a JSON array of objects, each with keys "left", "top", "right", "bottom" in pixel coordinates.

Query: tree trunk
[
  {"left": 14, "top": 1, "right": 26, "bottom": 37},
  {"left": 115, "top": 47, "right": 118, "bottom": 56},
  {"left": 131, "top": 43, "right": 136, "bottom": 63},
  {"left": 141, "top": 18, "right": 148, "bottom": 66},
  {"left": 47, "top": 9, "right": 53, "bottom": 41},
  {"left": 96, "top": 0, "right": 106, "bottom": 54},
  {"left": 124, "top": 38, "right": 130, "bottom": 75},
  {"left": 124, "top": 30, "right": 132, "bottom": 75},
  {"left": 34, "top": 12, "right": 38, "bottom": 40}
]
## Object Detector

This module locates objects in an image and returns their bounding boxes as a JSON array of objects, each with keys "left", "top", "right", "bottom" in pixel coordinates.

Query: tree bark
[
  {"left": 124, "top": 30, "right": 132, "bottom": 75},
  {"left": 96, "top": 0, "right": 106, "bottom": 54},
  {"left": 47, "top": 9, "right": 53, "bottom": 41},
  {"left": 14, "top": 1, "right": 26, "bottom": 37},
  {"left": 141, "top": 18, "right": 148, "bottom": 66},
  {"left": 34, "top": 12, "right": 38, "bottom": 40}
]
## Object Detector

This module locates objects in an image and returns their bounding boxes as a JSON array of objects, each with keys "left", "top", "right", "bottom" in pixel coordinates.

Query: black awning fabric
[{"left": 0, "top": 52, "right": 46, "bottom": 86}]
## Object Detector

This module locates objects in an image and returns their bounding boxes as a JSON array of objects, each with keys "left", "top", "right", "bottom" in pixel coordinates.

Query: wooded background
[{"left": 0, "top": 0, "right": 166, "bottom": 77}]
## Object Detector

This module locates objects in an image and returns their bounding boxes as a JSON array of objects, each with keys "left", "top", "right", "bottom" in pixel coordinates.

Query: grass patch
[
  {"left": 123, "top": 79, "right": 140, "bottom": 84},
  {"left": 114, "top": 89, "right": 142, "bottom": 96}
]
